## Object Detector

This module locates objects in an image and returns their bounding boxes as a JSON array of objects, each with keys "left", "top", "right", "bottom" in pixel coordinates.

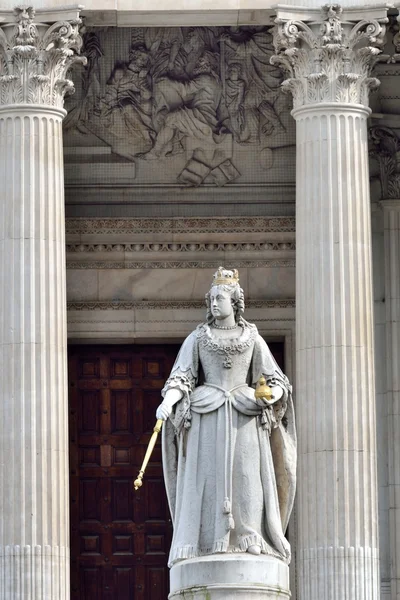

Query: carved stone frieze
[
  {"left": 65, "top": 216, "right": 296, "bottom": 235},
  {"left": 66, "top": 241, "right": 295, "bottom": 253},
  {"left": 67, "top": 299, "right": 296, "bottom": 311},
  {"left": 66, "top": 259, "right": 296, "bottom": 270},
  {"left": 0, "top": 7, "right": 85, "bottom": 108},
  {"left": 369, "top": 126, "right": 400, "bottom": 199},
  {"left": 271, "top": 5, "right": 388, "bottom": 109}
]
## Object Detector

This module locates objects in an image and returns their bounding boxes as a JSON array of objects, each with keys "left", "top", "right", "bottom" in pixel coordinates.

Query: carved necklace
[
  {"left": 211, "top": 322, "right": 240, "bottom": 367},
  {"left": 212, "top": 322, "right": 237, "bottom": 330}
]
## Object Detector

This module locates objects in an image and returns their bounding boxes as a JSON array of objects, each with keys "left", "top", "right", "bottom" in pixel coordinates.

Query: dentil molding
[
  {"left": 66, "top": 242, "right": 295, "bottom": 253},
  {"left": 0, "top": 6, "right": 85, "bottom": 108},
  {"left": 271, "top": 4, "right": 388, "bottom": 109}
]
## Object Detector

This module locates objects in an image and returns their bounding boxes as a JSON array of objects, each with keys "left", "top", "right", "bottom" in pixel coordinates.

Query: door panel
[{"left": 69, "top": 345, "right": 179, "bottom": 600}]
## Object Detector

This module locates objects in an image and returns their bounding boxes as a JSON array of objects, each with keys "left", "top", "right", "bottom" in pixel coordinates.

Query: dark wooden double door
[
  {"left": 68, "top": 345, "right": 179, "bottom": 600},
  {"left": 68, "top": 341, "right": 285, "bottom": 599}
]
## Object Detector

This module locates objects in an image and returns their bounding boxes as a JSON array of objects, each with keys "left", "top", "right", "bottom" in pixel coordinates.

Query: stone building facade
[{"left": 0, "top": 0, "right": 399, "bottom": 598}]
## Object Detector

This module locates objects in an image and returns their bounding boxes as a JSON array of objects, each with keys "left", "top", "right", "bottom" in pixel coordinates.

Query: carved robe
[
  {"left": 153, "top": 72, "right": 221, "bottom": 139},
  {"left": 161, "top": 321, "right": 296, "bottom": 567}
]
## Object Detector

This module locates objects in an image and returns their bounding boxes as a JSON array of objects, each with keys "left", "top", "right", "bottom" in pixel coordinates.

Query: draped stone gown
[{"left": 161, "top": 320, "right": 296, "bottom": 567}]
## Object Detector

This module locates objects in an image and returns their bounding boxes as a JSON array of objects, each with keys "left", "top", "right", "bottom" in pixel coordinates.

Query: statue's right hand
[
  {"left": 156, "top": 388, "right": 184, "bottom": 420},
  {"left": 156, "top": 401, "right": 173, "bottom": 421}
]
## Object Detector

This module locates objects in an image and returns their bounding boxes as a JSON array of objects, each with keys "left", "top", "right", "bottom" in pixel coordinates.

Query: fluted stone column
[
  {"left": 369, "top": 126, "right": 400, "bottom": 600},
  {"left": 272, "top": 5, "right": 388, "bottom": 599},
  {"left": 0, "top": 7, "right": 84, "bottom": 599},
  {"left": 382, "top": 199, "right": 400, "bottom": 600}
]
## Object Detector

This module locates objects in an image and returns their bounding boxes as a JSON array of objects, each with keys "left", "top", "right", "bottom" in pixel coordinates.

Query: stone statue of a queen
[{"left": 156, "top": 267, "right": 296, "bottom": 569}]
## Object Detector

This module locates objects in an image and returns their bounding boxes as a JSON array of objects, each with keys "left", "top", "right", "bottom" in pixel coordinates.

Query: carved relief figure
[
  {"left": 224, "top": 63, "right": 246, "bottom": 142},
  {"left": 156, "top": 268, "right": 296, "bottom": 566},
  {"left": 144, "top": 27, "right": 184, "bottom": 79},
  {"left": 142, "top": 53, "right": 222, "bottom": 160},
  {"left": 89, "top": 45, "right": 154, "bottom": 159},
  {"left": 221, "top": 27, "right": 286, "bottom": 141},
  {"left": 64, "top": 31, "right": 103, "bottom": 133}
]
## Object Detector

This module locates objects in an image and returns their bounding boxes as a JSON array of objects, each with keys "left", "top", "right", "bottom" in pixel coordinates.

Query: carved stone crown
[{"left": 212, "top": 267, "right": 239, "bottom": 286}]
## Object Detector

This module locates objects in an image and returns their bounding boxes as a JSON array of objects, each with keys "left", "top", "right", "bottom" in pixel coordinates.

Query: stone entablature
[
  {"left": 65, "top": 217, "right": 296, "bottom": 340},
  {"left": 65, "top": 217, "right": 296, "bottom": 269}
]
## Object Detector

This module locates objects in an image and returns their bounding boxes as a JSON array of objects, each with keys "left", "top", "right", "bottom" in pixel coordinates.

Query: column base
[{"left": 169, "top": 554, "right": 290, "bottom": 599}]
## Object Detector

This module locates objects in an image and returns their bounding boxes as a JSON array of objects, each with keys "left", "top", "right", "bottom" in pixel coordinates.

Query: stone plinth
[{"left": 169, "top": 555, "right": 290, "bottom": 600}]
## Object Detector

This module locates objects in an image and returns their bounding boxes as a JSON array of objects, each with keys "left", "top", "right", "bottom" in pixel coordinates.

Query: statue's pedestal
[{"left": 169, "top": 554, "right": 290, "bottom": 599}]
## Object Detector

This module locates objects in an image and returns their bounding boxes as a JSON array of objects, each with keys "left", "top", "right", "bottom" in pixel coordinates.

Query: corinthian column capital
[
  {"left": 271, "top": 4, "right": 388, "bottom": 110},
  {"left": 0, "top": 6, "right": 86, "bottom": 109}
]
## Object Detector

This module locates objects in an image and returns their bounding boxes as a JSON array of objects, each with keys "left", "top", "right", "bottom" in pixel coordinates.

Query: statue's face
[
  {"left": 209, "top": 288, "right": 233, "bottom": 320},
  {"left": 129, "top": 51, "right": 148, "bottom": 71},
  {"left": 228, "top": 66, "right": 239, "bottom": 80},
  {"left": 186, "top": 30, "right": 202, "bottom": 51}
]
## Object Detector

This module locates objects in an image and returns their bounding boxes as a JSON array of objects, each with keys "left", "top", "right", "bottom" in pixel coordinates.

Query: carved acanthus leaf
[
  {"left": 369, "top": 126, "right": 400, "bottom": 199},
  {"left": 0, "top": 7, "right": 86, "bottom": 108},
  {"left": 271, "top": 4, "right": 388, "bottom": 109}
]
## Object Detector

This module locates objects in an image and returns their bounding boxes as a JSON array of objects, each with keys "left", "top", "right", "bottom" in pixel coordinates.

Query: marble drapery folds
[{"left": 161, "top": 321, "right": 296, "bottom": 568}]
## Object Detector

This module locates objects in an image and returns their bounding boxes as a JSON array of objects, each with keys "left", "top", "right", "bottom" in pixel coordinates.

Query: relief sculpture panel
[{"left": 64, "top": 26, "right": 295, "bottom": 187}]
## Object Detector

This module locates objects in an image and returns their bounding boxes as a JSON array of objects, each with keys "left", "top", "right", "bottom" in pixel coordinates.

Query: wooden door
[{"left": 68, "top": 345, "right": 179, "bottom": 600}]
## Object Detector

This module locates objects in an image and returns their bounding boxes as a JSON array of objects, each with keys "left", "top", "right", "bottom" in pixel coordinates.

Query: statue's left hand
[{"left": 270, "top": 385, "right": 284, "bottom": 402}]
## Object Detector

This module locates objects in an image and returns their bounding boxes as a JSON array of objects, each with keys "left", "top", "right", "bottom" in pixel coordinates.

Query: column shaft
[
  {"left": 295, "top": 104, "right": 379, "bottom": 599},
  {"left": 382, "top": 201, "right": 400, "bottom": 600},
  {"left": 0, "top": 106, "right": 69, "bottom": 599}
]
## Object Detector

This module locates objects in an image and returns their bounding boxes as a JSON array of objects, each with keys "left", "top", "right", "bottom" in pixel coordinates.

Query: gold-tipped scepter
[{"left": 134, "top": 418, "right": 164, "bottom": 491}]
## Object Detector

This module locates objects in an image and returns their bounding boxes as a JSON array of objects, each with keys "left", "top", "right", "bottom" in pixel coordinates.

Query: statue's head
[
  {"left": 227, "top": 62, "right": 241, "bottom": 81},
  {"left": 205, "top": 267, "right": 245, "bottom": 324},
  {"left": 128, "top": 45, "right": 149, "bottom": 71},
  {"left": 185, "top": 28, "right": 202, "bottom": 52},
  {"left": 193, "top": 53, "right": 212, "bottom": 75}
]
